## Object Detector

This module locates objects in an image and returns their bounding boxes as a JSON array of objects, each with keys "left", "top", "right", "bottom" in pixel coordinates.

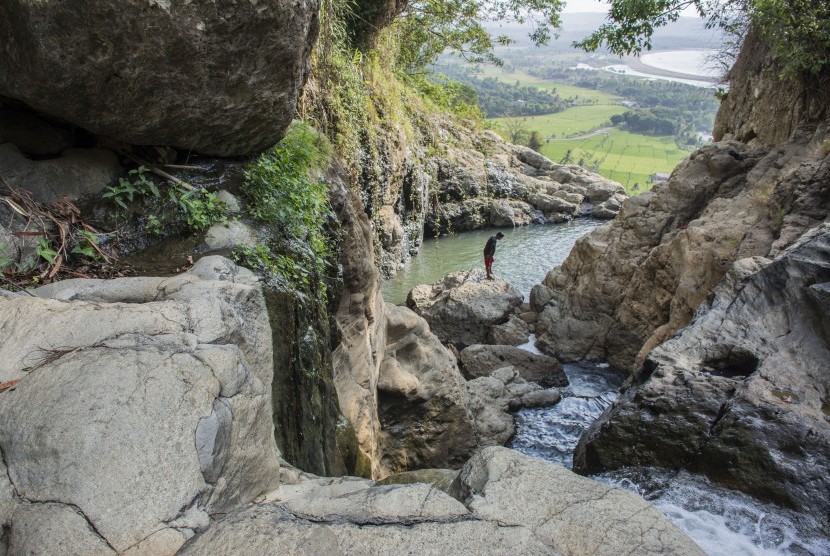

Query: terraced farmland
[{"left": 540, "top": 129, "right": 689, "bottom": 191}]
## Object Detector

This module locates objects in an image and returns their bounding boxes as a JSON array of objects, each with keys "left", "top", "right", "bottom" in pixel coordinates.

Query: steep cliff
[
  {"left": 533, "top": 28, "right": 830, "bottom": 518},
  {"left": 535, "top": 30, "right": 830, "bottom": 371}
]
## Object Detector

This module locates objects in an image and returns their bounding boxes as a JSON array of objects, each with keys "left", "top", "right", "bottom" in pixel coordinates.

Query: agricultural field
[
  {"left": 540, "top": 129, "right": 690, "bottom": 192},
  {"left": 479, "top": 67, "right": 621, "bottom": 104},
  {"left": 481, "top": 66, "right": 697, "bottom": 193},
  {"left": 492, "top": 105, "right": 628, "bottom": 138}
]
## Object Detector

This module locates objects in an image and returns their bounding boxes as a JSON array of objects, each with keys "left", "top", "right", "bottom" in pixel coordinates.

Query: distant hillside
[{"left": 487, "top": 13, "right": 725, "bottom": 52}]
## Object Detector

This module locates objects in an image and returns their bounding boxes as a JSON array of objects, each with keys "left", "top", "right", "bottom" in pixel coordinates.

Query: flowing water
[{"left": 381, "top": 221, "right": 830, "bottom": 556}]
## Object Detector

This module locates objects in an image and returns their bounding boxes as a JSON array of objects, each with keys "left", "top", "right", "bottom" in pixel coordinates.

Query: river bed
[{"left": 381, "top": 220, "right": 830, "bottom": 555}]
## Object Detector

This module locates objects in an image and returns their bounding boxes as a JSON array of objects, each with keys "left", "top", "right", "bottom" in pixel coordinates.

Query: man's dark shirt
[{"left": 484, "top": 235, "right": 498, "bottom": 258}]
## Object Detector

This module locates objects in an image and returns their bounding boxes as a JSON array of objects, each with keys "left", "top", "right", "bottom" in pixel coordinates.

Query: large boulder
[
  {"left": 574, "top": 224, "right": 830, "bottom": 519},
  {"left": 535, "top": 135, "right": 830, "bottom": 370},
  {"left": 407, "top": 269, "right": 523, "bottom": 349},
  {"left": 450, "top": 447, "right": 703, "bottom": 555},
  {"left": 377, "top": 303, "right": 477, "bottom": 475},
  {"left": 0, "top": 256, "right": 281, "bottom": 553},
  {"left": 460, "top": 344, "right": 567, "bottom": 387},
  {"left": 178, "top": 447, "right": 702, "bottom": 555},
  {"left": 0, "top": 0, "right": 319, "bottom": 156}
]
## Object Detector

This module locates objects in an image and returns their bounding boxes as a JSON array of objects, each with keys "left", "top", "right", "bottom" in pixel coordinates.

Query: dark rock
[
  {"left": 574, "top": 225, "right": 830, "bottom": 520},
  {"left": 0, "top": 0, "right": 319, "bottom": 156}
]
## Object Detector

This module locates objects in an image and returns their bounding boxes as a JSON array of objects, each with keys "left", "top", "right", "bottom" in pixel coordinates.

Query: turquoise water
[{"left": 381, "top": 220, "right": 604, "bottom": 305}]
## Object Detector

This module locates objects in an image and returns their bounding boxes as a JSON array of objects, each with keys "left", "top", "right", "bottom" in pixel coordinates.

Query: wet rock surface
[{"left": 574, "top": 224, "right": 830, "bottom": 520}]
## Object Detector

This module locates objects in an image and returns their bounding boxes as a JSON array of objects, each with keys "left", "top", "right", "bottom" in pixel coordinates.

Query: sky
[
  {"left": 562, "top": 0, "right": 607, "bottom": 12},
  {"left": 562, "top": 0, "right": 699, "bottom": 15}
]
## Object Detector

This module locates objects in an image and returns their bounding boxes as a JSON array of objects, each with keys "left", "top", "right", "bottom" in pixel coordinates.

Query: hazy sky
[
  {"left": 562, "top": 0, "right": 608, "bottom": 13},
  {"left": 562, "top": 0, "right": 699, "bottom": 15}
]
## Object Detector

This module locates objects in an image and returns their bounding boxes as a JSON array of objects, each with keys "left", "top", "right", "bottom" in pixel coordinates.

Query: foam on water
[{"left": 597, "top": 469, "right": 830, "bottom": 556}]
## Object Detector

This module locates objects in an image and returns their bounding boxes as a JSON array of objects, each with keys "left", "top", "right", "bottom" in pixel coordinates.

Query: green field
[
  {"left": 479, "top": 67, "right": 621, "bottom": 104},
  {"left": 540, "top": 129, "right": 690, "bottom": 191},
  {"left": 480, "top": 67, "right": 693, "bottom": 192},
  {"left": 492, "top": 105, "right": 627, "bottom": 138}
]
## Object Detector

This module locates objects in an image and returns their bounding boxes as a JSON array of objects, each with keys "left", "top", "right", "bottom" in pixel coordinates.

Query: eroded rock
[
  {"left": 406, "top": 269, "right": 523, "bottom": 349},
  {"left": 0, "top": 256, "right": 280, "bottom": 552},
  {"left": 574, "top": 224, "right": 830, "bottom": 519}
]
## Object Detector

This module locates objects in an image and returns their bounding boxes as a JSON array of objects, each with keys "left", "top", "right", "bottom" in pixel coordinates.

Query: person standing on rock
[{"left": 484, "top": 232, "right": 504, "bottom": 280}]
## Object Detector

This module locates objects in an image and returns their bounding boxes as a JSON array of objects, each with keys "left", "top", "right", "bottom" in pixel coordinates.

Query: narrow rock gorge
[{"left": 0, "top": 0, "right": 828, "bottom": 553}]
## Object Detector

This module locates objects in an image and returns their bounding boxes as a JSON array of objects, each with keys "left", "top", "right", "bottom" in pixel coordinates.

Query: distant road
[{"left": 557, "top": 127, "right": 614, "bottom": 141}]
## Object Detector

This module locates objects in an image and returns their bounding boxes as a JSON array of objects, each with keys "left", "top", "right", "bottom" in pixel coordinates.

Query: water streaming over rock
[{"left": 382, "top": 221, "right": 830, "bottom": 555}]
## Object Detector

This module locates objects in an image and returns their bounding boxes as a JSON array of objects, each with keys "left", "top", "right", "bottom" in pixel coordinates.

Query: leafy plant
[
  {"left": 240, "top": 123, "right": 334, "bottom": 295},
  {"left": 104, "top": 165, "right": 226, "bottom": 234}
]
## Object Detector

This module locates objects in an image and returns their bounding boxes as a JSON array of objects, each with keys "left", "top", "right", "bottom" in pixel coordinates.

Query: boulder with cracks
[{"left": 0, "top": 256, "right": 280, "bottom": 553}]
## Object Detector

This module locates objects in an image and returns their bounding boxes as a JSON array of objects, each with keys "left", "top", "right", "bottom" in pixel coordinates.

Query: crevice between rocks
[{"left": 19, "top": 498, "right": 118, "bottom": 554}]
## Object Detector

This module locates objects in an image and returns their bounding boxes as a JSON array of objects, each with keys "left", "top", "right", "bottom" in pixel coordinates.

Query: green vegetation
[
  {"left": 541, "top": 129, "right": 687, "bottom": 192},
  {"left": 236, "top": 122, "right": 333, "bottom": 295},
  {"left": 576, "top": 0, "right": 830, "bottom": 78},
  {"left": 104, "top": 166, "right": 227, "bottom": 235},
  {"left": 494, "top": 105, "right": 627, "bottom": 138}
]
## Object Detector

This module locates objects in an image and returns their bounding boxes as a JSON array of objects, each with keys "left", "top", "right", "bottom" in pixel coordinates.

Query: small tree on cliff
[{"left": 527, "top": 131, "right": 543, "bottom": 152}]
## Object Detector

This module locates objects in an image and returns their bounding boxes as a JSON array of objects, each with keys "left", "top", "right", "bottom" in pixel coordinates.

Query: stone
[
  {"left": 329, "top": 173, "right": 386, "bottom": 479},
  {"left": 406, "top": 269, "right": 523, "bottom": 349},
  {"left": 465, "top": 367, "right": 540, "bottom": 447},
  {"left": 179, "top": 447, "right": 700, "bottom": 556},
  {"left": 278, "top": 482, "right": 469, "bottom": 523},
  {"left": 0, "top": 0, "right": 319, "bottom": 156},
  {"left": 378, "top": 304, "right": 477, "bottom": 474},
  {"left": 451, "top": 447, "right": 704, "bottom": 555},
  {"left": 0, "top": 143, "right": 122, "bottom": 202},
  {"left": 0, "top": 107, "right": 73, "bottom": 157},
  {"left": 519, "top": 388, "right": 561, "bottom": 408},
  {"left": 487, "top": 314, "right": 531, "bottom": 346},
  {"left": 204, "top": 219, "right": 257, "bottom": 251},
  {"left": 178, "top": 504, "right": 548, "bottom": 555},
  {"left": 534, "top": 137, "right": 829, "bottom": 371},
  {"left": 574, "top": 224, "right": 830, "bottom": 520},
  {"left": 7, "top": 504, "right": 117, "bottom": 555},
  {"left": 459, "top": 344, "right": 567, "bottom": 388},
  {"left": 375, "top": 469, "right": 459, "bottom": 493},
  {"left": 0, "top": 256, "right": 280, "bottom": 552}
]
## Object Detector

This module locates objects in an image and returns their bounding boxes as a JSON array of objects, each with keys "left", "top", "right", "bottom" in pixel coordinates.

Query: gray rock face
[
  {"left": 451, "top": 447, "right": 704, "bottom": 555},
  {"left": 535, "top": 136, "right": 830, "bottom": 371},
  {"left": 465, "top": 367, "right": 541, "bottom": 447},
  {"left": 460, "top": 344, "right": 567, "bottom": 388},
  {"left": 0, "top": 0, "right": 319, "bottom": 156},
  {"left": 487, "top": 313, "right": 531, "bottom": 346},
  {"left": 0, "top": 143, "right": 122, "bottom": 202},
  {"left": 407, "top": 269, "right": 523, "bottom": 349},
  {"left": 378, "top": 304, "right": 477, "bottom": 474},
  {"left": 0, "top": 256, "right": 280, "bottom": 552},
  {"left": 179, "top": 447, "right": 701, "bottom": 555},
  {"left": 574, "top": 224, "right": 830, "bottom": 519}
]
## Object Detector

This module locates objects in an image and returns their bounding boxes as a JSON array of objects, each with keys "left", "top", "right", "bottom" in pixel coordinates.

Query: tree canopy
[
  {"left": 575, "top": 0, "right": 830, "bottom": 77},
  {"left": 392, "top": 0, "right": 565, "bottom": 70}
]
